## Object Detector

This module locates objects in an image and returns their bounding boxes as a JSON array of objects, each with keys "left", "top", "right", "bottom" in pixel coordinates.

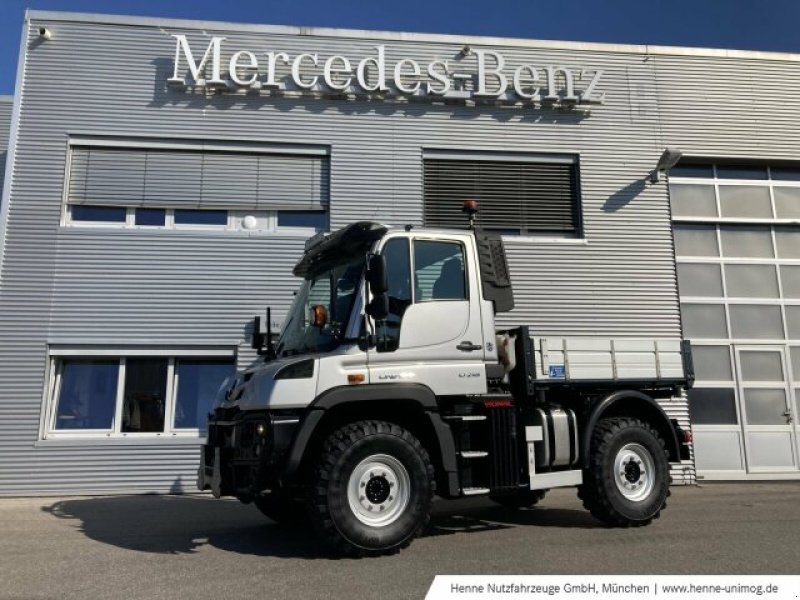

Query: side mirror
[
  {"left": 365, "top": 294, "right": 389, "bottom": 321},
  {"left": 310, "top": 304, "right": 328, "bottom": 329},
  {"left": 366, "top": 254, "right": 388, "bottom": 295}
]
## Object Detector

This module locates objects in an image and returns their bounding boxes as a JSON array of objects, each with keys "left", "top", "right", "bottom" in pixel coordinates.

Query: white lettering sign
[{"left": 167, "top": 35, "right": 605, "bottom": 106}]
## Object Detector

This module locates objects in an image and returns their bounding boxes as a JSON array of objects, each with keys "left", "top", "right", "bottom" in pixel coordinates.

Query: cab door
[{"left": 366, "top": 233, "right": 487, "bottom": 396}]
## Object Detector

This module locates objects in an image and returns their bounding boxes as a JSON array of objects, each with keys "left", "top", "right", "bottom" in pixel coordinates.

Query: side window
[
  {"left": 414, "top": 240, "right": 467, "bottom": 301},
  {"left": 376, "top": 238, "right": 412, "bottom": 352}
]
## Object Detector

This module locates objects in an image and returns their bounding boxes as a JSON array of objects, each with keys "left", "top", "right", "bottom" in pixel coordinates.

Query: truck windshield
[{"left": 276, "top": 257, "right": 364, "bottom": 357}]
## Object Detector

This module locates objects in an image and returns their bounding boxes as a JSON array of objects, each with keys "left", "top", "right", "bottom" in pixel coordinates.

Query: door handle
[{"left": 457, "top": 341, "right": 482, "bottom": 352}]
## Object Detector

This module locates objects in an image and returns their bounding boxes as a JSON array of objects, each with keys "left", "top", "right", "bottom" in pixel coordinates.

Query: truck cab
[{"left": 199, "top": 220, "right": 692, "bottom": 556}]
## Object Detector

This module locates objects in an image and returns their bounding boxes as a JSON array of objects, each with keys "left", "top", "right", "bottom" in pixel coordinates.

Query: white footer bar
[{"left": 426, "top": 575, "right": 799, "bottom": 600}]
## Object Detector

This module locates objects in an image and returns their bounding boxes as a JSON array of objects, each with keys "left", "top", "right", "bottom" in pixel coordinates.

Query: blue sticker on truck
[{"left": 548, "top": 365, "right": 566, "bottom": 378}]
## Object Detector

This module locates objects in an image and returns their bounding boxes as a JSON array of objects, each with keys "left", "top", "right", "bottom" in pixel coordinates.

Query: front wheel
[
  {"left": 578, "top": 417, "right": 671, "bottom": 526},
  {"left": 309, "top": 420, "right": 434, "bottom": 556}
]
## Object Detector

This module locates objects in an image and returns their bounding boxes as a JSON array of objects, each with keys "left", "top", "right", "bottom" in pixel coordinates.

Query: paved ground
[{"left": 0, "top": 482, "right": 798, "bottom": 599}]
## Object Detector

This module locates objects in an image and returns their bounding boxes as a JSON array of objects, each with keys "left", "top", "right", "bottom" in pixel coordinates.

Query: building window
[
  {"left": 670, "top": 160, "right": 800, "bottom": 475},
  {"left": 135, "top": 208, "right": 166, "bottom": 227},
  {"left": 174, "top": 209, "right": 228, "bottom": 226},
  {"left": 423, "top": 152, "right": 581, "bottom": 236},
  {"left": 277, "top": 210, "right": 328, "bottom": 230},
  {"left": 45, "top": 350, "right": 235, "bottom": 439},
  {"left": 71, "top": 205, "right": 127, "bottom": 223},
  {"left": 66, "top": 205, "right": 328, "bottom": 234},
  {"left": 64, "top": 140, "right": 330, "bottom": 234}
]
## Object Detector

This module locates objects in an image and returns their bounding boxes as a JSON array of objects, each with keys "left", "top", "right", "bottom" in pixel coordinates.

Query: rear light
[{"left": 683, "top": 430, "right": 693, "bottom": 444}]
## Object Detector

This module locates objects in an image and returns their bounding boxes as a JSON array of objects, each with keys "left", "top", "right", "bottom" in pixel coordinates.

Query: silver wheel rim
[
  {"left": 347, "top": 454, "right": 411, "bottom": 527},
  {"left": 613, "top": 443, "right": 655, "bottom": 502}
]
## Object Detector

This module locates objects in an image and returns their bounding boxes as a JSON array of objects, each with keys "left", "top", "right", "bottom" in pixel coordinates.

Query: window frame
[
  {"left": 63, "top": 205, "right": 328, "bottom": 236},
  {"left": 670, "top": 163, "right": 800, "bottom": 459},
  {"left": 41, "top": 347, "right": 236, "bottom": 441},
  {"left": 421, "top": 149, "right": 584, "bottom": 241},
  {"left": 411, "top": 237, "right": 470, "bottom": 303}
]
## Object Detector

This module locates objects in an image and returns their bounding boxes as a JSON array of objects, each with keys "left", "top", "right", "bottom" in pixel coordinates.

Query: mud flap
[{"left": 197, "top": 447, "right": 223, "bottom": 498}]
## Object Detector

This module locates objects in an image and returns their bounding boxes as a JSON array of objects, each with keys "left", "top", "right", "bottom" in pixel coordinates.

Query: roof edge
[{"left": 25, "top": 9, "right": 800, "bottom": 63}]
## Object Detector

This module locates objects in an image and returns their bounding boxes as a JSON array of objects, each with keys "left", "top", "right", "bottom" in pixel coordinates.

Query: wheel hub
[
  {"left": 613, "top": 443, "right": 656, "bottom": 502},
  {"left": 347, "top": 454, "right": 411, "bottom": 527}
]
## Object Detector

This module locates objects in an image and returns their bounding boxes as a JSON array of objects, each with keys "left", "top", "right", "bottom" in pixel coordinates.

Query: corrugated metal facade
[
  {"left": 9, "top": 11, "right": 798, "bottom": 494},
  {"left": 0, "top": 97, "right": 11, "bottom": 202}
]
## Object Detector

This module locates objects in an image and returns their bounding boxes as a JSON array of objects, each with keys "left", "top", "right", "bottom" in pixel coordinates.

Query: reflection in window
[
  {"left": 122, "top": 359, "right": 168, "bottom": 433},
  {"left": 55, "top": 360, "right": 118, "bottom": 430},
  {"left": 414, "top": 241, "right": 466, "bottom": 301},
  {"left": 174, "top": 360, "right": 235, "bottom": 429}
]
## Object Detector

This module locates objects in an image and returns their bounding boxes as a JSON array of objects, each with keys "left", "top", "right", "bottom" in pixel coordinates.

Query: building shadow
[{"left": 42, "top": 493, "right": 603, "bottom": 559}]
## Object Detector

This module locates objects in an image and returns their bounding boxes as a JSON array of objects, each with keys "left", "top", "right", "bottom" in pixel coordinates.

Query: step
[
  {"left": 459, "top": 451, "right": 489, "bottom": 459},
  {"left": 443, "top": 415, "right": 487, "bottom": 422},
  {"left": 461, "top": 487, "right": 491, "bottom": 496}
]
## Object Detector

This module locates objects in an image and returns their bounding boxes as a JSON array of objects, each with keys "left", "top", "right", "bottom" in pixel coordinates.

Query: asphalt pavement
[{"left": 0, "top": 482, "right": 798, "bottom": 599}]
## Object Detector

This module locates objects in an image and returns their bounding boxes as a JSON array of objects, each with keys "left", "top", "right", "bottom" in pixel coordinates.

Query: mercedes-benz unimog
[{"left": 199, "top": 208, "right": 693, "bottom": 556}]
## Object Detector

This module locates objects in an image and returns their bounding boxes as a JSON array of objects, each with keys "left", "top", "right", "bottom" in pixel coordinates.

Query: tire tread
[
  {"left": 309, "top": 420, "right": 434, "bottom": 557},
  {"left": 578, "top": 417, "right": 671, "bottom": 527}
]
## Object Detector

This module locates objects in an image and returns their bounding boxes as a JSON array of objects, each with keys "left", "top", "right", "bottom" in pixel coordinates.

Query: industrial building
[{"left": 0, "top": 10, "right": 798, "bottom": 494}]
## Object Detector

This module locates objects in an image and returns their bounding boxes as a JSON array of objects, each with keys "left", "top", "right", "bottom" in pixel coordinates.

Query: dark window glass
[
  {"left": 122, "top": 358, "right": 168, "bottom": 433},
  {"left": 376, "top": 238, "right": 412, "bottom": 353},
  {"left": 135, "top": 208, "right": 166, "bottom": 226},
  {"left": 669, "top": 164, "right": 714, "bottom": 178},
  {"left": 174, "top": 209, "right": 227, "bottom": 226},
  {"left": 769, "top": 166, "right": 800, "bottom": 181},
  {"left": 71, "top": 206, "right": 127, "bottom": 222},
  {"left": 414, "top": 241, "right": 466, "bottom": 301},
  {"left": 716, "top": 164, "right": 768, "bottom": 180},
  {"left": 277, "top": 211, "right": 328, "bottom": 230},
  {"left": 55, "top": 360, "right": 118, "bottom": 430},
  {"left": 174, "top": 359, "right": 235, "bottom": 430},
  {"left": 688, "top": 387, "right": 738, "bottom": 425}
]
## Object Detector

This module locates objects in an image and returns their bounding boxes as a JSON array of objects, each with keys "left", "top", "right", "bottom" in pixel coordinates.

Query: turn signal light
[{"left": 348, "top": 373, "right": 365, "bottom": 384}]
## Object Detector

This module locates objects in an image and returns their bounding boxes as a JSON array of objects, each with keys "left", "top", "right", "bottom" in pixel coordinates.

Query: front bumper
[{"left": 197, "top": 409, "right": 300, "bottom": 499}]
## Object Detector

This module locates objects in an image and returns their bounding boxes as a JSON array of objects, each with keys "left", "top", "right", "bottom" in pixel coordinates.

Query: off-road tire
[
  {"left": 490, "top": 489, "right": 548, "bottom": 508},
  {"left": 253, "top": 492, "right": 307, "bottom": 524},
  {"left": 309, "top": 420, "right": 434, "bottom": 557},
  {"left": 578, "top": 417, "right": 671, "bottom": 527}
]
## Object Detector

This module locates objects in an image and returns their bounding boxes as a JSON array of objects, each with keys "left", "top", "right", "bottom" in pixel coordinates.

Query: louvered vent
[{"left": 423, "top": 156, "right": 581, "bottom": 234}]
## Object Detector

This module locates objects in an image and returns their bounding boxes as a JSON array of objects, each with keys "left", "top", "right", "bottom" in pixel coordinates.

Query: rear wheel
[
  {"left": 578, "top": 417, "right": 671, "bottom": 526},
  {"left": 309, "top": 420, "right": 434, "bottom": 556},
  {"left": 491, "top": 489, "right": 548, "bottom": 508}
]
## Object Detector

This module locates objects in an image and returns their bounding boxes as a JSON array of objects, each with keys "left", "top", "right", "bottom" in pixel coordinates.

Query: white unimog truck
[{"left": 198, "top": 212, "right": 694, "bottom": 556}]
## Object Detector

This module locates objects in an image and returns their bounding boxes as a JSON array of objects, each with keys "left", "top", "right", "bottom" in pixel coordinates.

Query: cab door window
[{"left": 414, "top": 240, "right": 467, "bottom": 301}]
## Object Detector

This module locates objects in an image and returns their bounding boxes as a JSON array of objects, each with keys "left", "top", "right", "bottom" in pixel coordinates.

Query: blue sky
[{"left": 2, "top": 0, "right": 800, "bottom": 94}]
